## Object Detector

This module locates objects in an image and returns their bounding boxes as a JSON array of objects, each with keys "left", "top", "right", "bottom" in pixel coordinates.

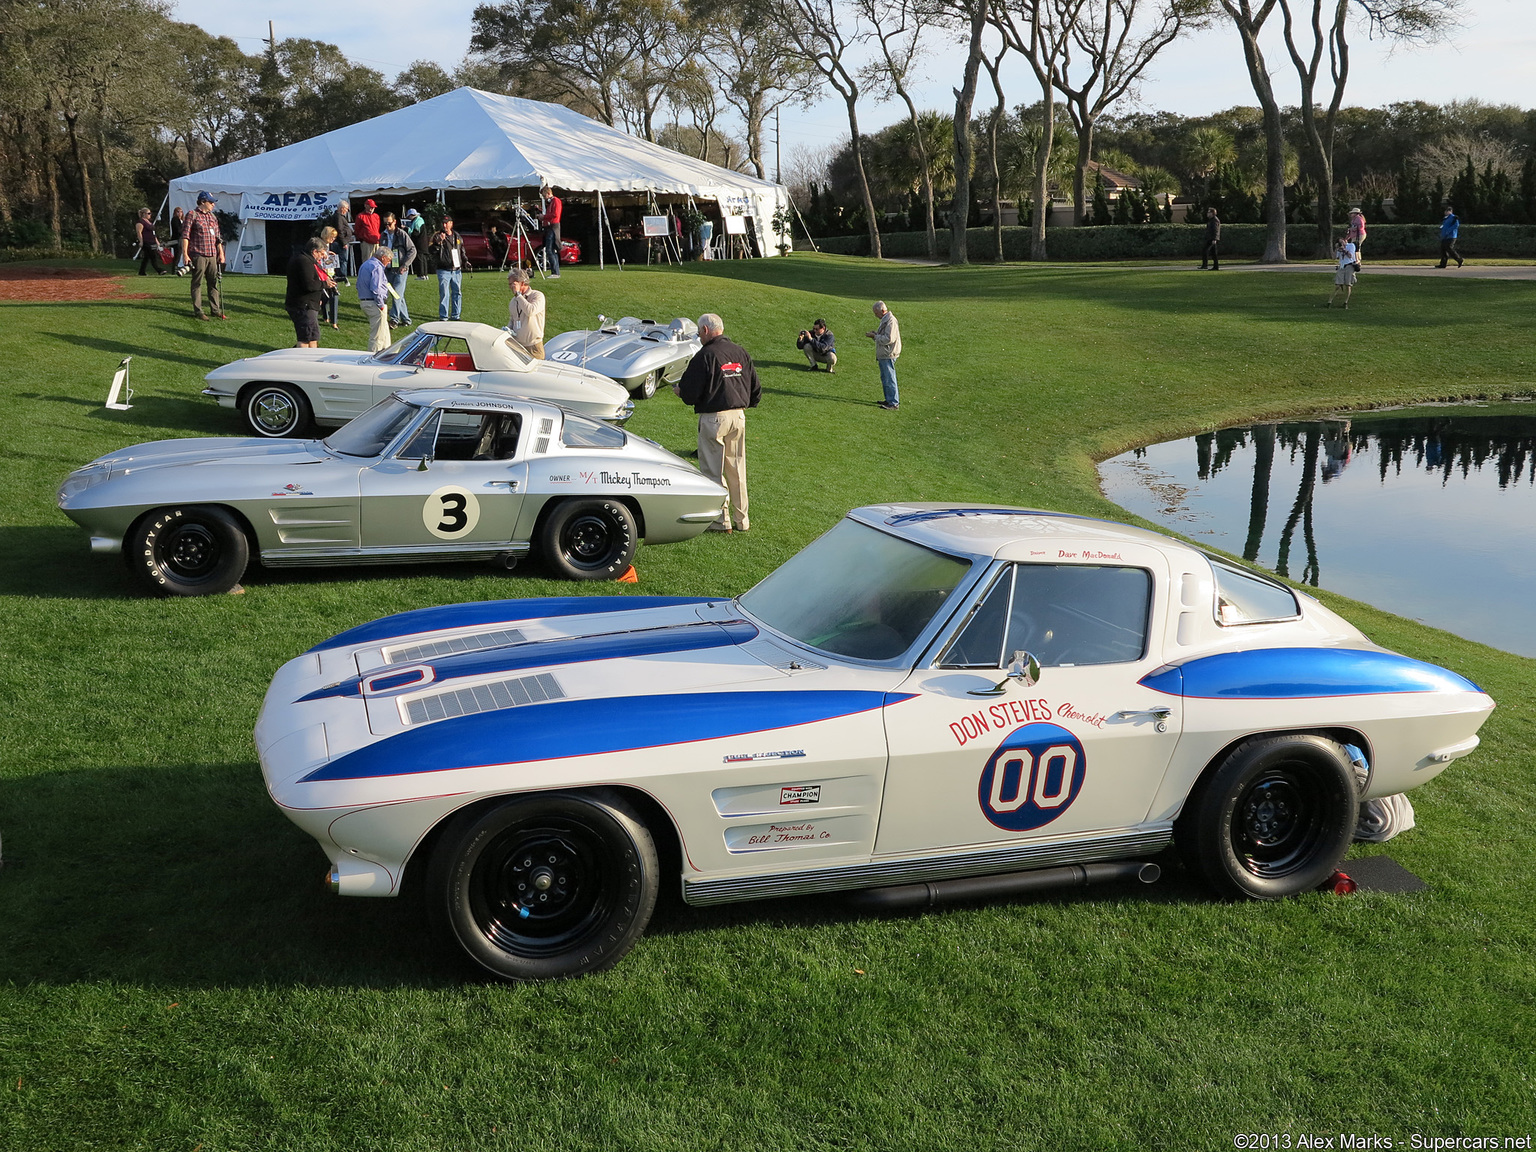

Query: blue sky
[{"left": 177, "top": 0, "right": 1532, "bottom": 174}]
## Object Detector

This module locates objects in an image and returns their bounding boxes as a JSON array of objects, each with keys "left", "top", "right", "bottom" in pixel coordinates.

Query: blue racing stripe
[
  {"left": 301, "top": 619, "right": 760, "bottom": 701},
  {"left": 1139, "top": 647, "right": 1480, "bottom": 699},
  {"left": 306, "top": 596, "right": 714, "bottom": 653},
  {"left": 300, "top": 690, "right": 908, "bottom": 781}
]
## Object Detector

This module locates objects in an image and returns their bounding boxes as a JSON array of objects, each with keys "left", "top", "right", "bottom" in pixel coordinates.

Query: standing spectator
[
  {"left": 318, "top": 226, "right": 341, "bottom": 329},
  {"left": 1437, "top": 206, "right": 1464, "bottom": 268},
  {"left": 539, "top": 185, "right": 563, "bottom": 278},
  {"left": 356, "top": 246, "right": 393, "bottom": 353},
  {"left": 429, "top": 216, "right": 467, "bottom": 320},
  {"left": 169, "top": 206, "right": 187, "bottom": 274},
  {"left": 381, "top": 213, "right": 415, "bottom": 327},
  {"left": 353, "top": 198, "right": 382, "bottom": 266},
  {"left": 865, "top": 300, "right": 902, "bottom": 410},
  {"left": 675, "top": 313, "right": 759, "bottom": 533},
  {"left": 1200, "top": 207, "right": 1221, "bottom": 270},
  {"left": 405, "top": 208, "right": 429, "bottom": 279},
  {"left": 134, "top": 208, "right": 167, "bottom": 276},
  {"left": 506, "top": 267, "right": 546, "bottom": 358},
  {"left": 1327, "top": 238, "right": 1358, "bottom": 310},
  {"left": 333, "top": 199, "right": 354, "bottom": 281},
  {"left": 795, "top": 318, "right": 836, "bottom": 372},
  {"left": 181, "top": 191, "right": 226, "bottom": 320},
  {"left": 1346, "top": 207, "right": 1367, "bottom": 264},
  {"left": 286, "top": 237, "right": 328, "bottom": 348}
]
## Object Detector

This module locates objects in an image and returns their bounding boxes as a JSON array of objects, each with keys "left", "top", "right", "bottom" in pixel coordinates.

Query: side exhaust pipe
[{"left": 845, "top": 860, "right": 1161, "bottom": 912}]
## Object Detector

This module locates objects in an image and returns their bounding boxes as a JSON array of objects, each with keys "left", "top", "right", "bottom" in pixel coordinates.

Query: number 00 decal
[
  {"left": 423, "top": 485, "right": 481, "bottom": 539},
  {"left": 977, "top": 722, "right": 1087, "bottom": 831}
]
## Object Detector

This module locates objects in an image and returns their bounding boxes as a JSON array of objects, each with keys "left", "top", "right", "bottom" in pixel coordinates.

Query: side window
[
  {"left": 1211, "top": 560, "right": 1299, "bottom": 624},
  {"left": 420, "top": 337, "right": 476, "bottom": 372},
  {"left": 397, "top": 411, "right": 441, "bottom": 459},
  {"left": 470, "top": 413, "right": 522, "bottom": 460},
  {"left": 560, "top": 413, "right": 626, "bottom": 449},
  {"left": 1004, "top": 565, "right": 1152, "bottom": 667},
  {"left": 941, "top": 569, "right": 1013, "bottom": 668}
]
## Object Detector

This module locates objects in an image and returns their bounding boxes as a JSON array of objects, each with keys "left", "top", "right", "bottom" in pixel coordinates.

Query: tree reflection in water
[{"left": 1182, "top": 412, "right": 1536, "bottom": 587}]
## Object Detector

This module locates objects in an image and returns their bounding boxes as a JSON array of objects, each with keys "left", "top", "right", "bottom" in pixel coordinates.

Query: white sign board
[
  {"left": 723, "top": 215, "right": 748, "bottom": 235},
  {"left": 642, "top": 215, "right": 670, "bottom": 237}
]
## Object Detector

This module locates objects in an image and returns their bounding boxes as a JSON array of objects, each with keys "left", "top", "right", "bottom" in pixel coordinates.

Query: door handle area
[
  {"left": 1114, "top": 706, "right": 1173, "bottom": 732},
  {"left": 484, "top": 480, "right": 518, "bottom": 489}
]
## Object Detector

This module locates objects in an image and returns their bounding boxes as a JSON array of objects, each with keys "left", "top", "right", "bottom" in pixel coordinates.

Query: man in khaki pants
[{"left": 675, "top": 313, "right": 760, "bottom": 533}]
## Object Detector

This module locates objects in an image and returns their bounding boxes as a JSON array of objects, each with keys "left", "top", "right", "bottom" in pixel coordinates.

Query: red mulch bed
[{"left": 0, "top": 265, "right": 154, "bottom": 302}]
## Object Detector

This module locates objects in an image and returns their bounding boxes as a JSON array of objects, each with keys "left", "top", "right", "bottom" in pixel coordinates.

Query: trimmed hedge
[{"left": 806, "top": 223, "right": 1536, "bottom": 261}]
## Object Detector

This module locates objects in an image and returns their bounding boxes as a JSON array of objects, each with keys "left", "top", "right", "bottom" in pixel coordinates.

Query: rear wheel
[
  {"left": 632, "top": 370, "right": 659, "bottom": 400},
  {"left": 429, "top": 792, "right": 659, "bottom": 980},
  {"left": 243, "top": 383, "right": 313, "bottom": 438},
  {"left": 1176, "top": 734, "right": 1357, "bottom": 900},
  {"left": 128, "top": 505, "right": 249, "bottom": 596},
  {"left": 538, "top": 498, "right": 637, "bottom": 580}
]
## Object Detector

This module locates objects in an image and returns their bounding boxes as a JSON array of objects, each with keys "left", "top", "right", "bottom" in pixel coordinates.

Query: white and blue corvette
[{"left": 257, "top": 505, "right": 1495, "bottom": 979}]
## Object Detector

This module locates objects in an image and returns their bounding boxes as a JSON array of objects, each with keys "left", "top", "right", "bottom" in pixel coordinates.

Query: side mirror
[
  {"left": 969, "top": 650, "right": 1042, "bottom": 696},
  {"left": 416, "top": 453, "right": 433, "bottom": 472}
]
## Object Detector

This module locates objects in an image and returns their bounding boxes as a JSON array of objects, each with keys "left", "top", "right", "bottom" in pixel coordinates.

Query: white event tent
[{"left": 168, "top": 87, "right": 789, "bottom": 273}]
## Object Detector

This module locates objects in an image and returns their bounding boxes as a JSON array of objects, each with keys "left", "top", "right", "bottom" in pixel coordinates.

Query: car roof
[{"left": 849, "top": 503, "right": 1200, "bottom": 564}]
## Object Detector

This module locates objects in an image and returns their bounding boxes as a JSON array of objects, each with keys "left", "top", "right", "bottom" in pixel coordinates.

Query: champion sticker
[
  {"left": 978, "top": 723, "right": 1087, "bottom": 832},
  {"left": 779, "top": 785, "right": 821, "bottom": 806}
]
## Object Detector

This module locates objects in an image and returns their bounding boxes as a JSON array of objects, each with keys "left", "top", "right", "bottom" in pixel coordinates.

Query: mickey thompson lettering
[{"left": 596, "top": 471, "right": 671, "bottom": 488}]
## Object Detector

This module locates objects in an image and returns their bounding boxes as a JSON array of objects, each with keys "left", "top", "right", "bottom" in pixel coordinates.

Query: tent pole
[
  {"left": 597, "top": 191, "right": 604, "bottom": 271},
  {"left": 600, "top": 191, "right": 623, "bottom": 273},
  {"left": 787, "top": 192, "right": 819, "bottom": 254},
  {"left": 155, "top": 193, "right": 168, "bottom": 223}
]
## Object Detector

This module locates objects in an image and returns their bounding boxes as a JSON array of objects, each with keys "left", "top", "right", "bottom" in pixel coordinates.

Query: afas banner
[{"left": 239, "top": 191, "right": 343, "bottom": 222}]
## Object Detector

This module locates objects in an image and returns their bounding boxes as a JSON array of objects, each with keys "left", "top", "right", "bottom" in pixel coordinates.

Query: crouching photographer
[{"left": 796, "top": 318, "right": 836, "bottom": 372}]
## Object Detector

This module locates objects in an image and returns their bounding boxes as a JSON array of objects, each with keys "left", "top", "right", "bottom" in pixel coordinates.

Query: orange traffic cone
[{"left": 617, "top": 565, "right": 638, "bottom": 583}]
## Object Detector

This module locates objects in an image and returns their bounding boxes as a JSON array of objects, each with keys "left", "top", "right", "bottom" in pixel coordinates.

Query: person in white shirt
[
  {"left": 506, "top": 267, "right": 547, "bottom": 358},
  {"left": 1328, "top": 239, "right": 1358, "bottom": 309}
]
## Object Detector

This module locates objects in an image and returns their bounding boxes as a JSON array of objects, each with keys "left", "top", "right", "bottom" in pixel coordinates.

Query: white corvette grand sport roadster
[
  {"left": 202, "top": 322, "right": 634, "bottom": 437},
  {"left": 257, "top": 505, "right": 1494, "bottom": 980}
]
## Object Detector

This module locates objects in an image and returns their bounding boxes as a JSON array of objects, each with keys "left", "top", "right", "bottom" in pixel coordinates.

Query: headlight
[{"left": 57, "top": 463, "right": 111, "bottom": 502}]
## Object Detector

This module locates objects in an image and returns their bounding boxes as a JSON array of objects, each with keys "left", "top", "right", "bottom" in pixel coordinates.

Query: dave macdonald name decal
[{"left": 950, "top": 699, "right": 1108, "bottom": 745}]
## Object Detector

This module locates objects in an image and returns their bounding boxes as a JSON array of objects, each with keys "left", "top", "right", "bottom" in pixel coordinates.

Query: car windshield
[
  {"left": 371, "top": 329, "right": 429, "bottom": 365},
  {"left": 323, "top": 396, "right": 422, "bottom": 457},
  {"left": 739, "top": 519, "right": 973, "bottom": 661}
]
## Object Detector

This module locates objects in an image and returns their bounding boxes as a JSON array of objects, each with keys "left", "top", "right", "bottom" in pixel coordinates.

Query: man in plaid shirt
[{"left": 181, "top": 191, "right": 227, "bottom": 320}]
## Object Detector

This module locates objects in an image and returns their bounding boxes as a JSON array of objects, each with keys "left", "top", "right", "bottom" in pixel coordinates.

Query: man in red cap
[{"left": 353, "top": 198, "right": 382, "bottom": 265}]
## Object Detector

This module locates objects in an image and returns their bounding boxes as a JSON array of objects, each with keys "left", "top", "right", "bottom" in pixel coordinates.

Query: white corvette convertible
[
  {"left": 203, "top": 322, "right": 633, "bottom": 438},
  {"left": 257, "top": 505, "right": 1494, "bottom": 980}
]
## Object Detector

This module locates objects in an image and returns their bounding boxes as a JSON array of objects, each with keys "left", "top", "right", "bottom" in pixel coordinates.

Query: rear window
[{"left": 1210, "top": 560, "right": 1300, "bottom": 624}]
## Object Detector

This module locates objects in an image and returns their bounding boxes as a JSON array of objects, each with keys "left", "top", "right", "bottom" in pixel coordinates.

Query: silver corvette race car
[
  {"left": 58, "top": 389, "right": 727, "bottom": 595},
  {"left": 202, "top": 322, "right": 634, "bottom": 438},
  {"left": 544, "top": 316, "right": 701, "bottom": 399}
]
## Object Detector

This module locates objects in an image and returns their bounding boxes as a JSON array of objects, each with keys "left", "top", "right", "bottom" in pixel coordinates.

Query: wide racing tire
[
  {"left": 429, "top": 791, "right": 659, "bottom": 981},
  {"left": 538, "top": 498, "right": 637, "bottom": 580},
  {"left": 1176, "top": 734, "right": 1358, "bottom": 900},
  {"left": 243, "top": 383, "right": 314, "bottom": 438},
  {"left": 129, "top": 505, "right": 250, "bottom": 596}
]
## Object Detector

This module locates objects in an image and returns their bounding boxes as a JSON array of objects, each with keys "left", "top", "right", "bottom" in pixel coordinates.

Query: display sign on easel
[
  {"left": 105, "top": 357, "right": 133, "bottom": 411},
  {"left": 723, "top": 215, "right": 748, "bottom": 234},
  {"left": 642, "top": 216, "right": 670, "bottom": 237}
]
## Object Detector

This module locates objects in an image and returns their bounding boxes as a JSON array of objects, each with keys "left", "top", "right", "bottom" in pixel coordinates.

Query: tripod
[{"left": 507, "top": 199, "right": 547, "bottom": 279}]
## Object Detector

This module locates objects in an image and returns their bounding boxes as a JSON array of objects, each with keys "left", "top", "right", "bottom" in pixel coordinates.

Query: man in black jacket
[
  {"left": 285, "top": 237, "right": 327, "bottom": 348},
  {"left": 675, "top": 312, "right": 760, "bottom": 533}
]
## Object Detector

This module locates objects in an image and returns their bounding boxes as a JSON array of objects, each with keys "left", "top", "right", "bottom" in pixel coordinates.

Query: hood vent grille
[
  {"left": 405, "top": 672, "right": 564, "bottom": 725},
  {"left": 386, "top": 628, "right": 527, "bottom": 665}
]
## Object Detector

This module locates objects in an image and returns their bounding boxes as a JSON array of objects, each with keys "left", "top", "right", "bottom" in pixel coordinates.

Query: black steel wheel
[
  {"left": 1176, "top": 734, "right": 1358, "bottom": 900},
  {"left": 429, "top": 792, "right": 659, "bottom": 980},
  {"left": 243, "top": 383, "right": 314, "bottom": 438},
  {"left": 538, "top": 498, "right": 637, "bottom": 580},
  {"left": 632, "top": 370, "right": 659, "bottom": 400},
  {"left": 128, "top": 505, "right": 250, "bottom": 596}
]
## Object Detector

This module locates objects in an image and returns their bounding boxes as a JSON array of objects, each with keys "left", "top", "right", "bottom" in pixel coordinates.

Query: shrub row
[{"left": 806, "top": 224, "right": 1536, "bottom": 261}]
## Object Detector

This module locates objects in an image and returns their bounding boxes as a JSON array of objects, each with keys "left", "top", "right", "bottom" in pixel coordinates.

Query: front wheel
[
  {"left": 128, "top": 505, "right": 250, "bottom": 596},
  {"left": 538, "top": 498, "right": 637, "bottom": 580},
  {"left": 632, "top": 370, "right": 659, "bottom": 400},
  {"left": 243, "top": 383, "right": 313, "bottom": 438},
  {"left": 429, "top": 792, "right": 659, "bottom": 980},
  {"left": 1176, "top": 734, "right": 1358, "bottom": 900}
]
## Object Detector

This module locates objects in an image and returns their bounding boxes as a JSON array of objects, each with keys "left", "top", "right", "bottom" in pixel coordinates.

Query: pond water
[{"left": 1097, "top": 402, "right": 1536, "bottom": 658}]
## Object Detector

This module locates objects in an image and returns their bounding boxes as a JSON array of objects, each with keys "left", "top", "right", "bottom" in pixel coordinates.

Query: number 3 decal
[{"left": 423, "top": 485, "right": 481, "bottom": 539}]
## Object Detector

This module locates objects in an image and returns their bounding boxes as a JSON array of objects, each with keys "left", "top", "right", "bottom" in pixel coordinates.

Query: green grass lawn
[{"left": 2, "top": 254, "right": 1533, "bottom": 1150}]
